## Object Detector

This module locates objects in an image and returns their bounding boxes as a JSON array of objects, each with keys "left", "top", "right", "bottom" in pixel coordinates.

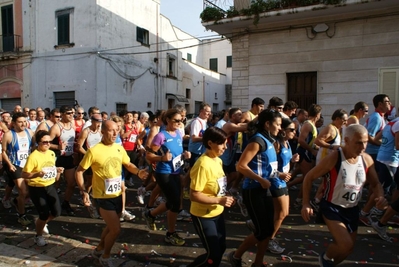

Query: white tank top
[
  {"left": 58, "top": 122, "right": 75, "bottom": 156},
  {"left": 86, "top": 130, "right": 102, "bottom": 149},
  {"left": 323, "top": 148, "right": 366, "bottom": 208}
]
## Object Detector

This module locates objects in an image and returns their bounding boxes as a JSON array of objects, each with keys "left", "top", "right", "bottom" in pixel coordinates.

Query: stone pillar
[{"left": 232, "top": 33, "right": 249, "bottom": 110}]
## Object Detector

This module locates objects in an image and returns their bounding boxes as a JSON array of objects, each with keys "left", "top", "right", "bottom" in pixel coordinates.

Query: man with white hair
[{"left": 301, "top": 124, "right": 387, "bottom": 267}]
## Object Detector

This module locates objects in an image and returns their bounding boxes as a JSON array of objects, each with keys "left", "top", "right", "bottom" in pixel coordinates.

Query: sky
[{"left": 160, "top": 0, "right": 218, "bottom": 39}]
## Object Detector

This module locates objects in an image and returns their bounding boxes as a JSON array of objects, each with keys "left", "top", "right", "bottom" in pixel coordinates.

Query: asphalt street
[{"left": 0, "top": 176, "right": 398, "bottom": 267}]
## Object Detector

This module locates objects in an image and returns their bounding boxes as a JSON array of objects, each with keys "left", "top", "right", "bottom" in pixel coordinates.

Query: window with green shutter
[
  {"left": 226, "top": 56, "right": 232, "bottom": 68},
  {"left": 210, "top": 58, "right": 218, "bottom": 72}
]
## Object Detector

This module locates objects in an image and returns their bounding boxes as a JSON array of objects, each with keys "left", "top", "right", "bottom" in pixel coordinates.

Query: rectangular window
[
  {"left": 168, "top": 54, "right": 176, "bottom": 77},
  {"left": 226, "top": 56, "right": 232, "bottom": 68},
  {"left": 54, "top": 91, "right": 75, "bottom": 108},
  {"left": 379, "top": 68, "right": 399, "bottom": 108},
  {"left": 56, "top": 8, "right": 73, "bottom": 46},
  {"left": 1, "top": 4, "right": 14, "bottom": 52},
  {"left": 187, "top": 53, "right": 192, "bottom": 62},
  {"left": 186, "top": 88, "right": 191, "bottom": 99},
  {"left": 210, "top": 58, "right": 218, "bottom": 72},
  {"left": 137, "top": 27, "right": 149, "bottom": 46},
  {"left": 116, "top": 103, "right": 127, "bottom": 115}
]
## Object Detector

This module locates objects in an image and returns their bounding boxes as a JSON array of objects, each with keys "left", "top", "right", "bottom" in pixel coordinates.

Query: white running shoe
[
  {"left": 120, "top": 210, "right": 135, "bottom": 221},
  {"left": 136, "top": 186, "right": 146, "bottom": 205}
]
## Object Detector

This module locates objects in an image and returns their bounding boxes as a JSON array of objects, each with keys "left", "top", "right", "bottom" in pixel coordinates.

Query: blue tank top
[
  {"left": 377, "top": 120, "right": 399, "bottom": 166},
  {"left": 7, "top": 129, "right": 32, "bottom": 167},
  {"left": 156, "top": 130, "right": 183, "bottom": 174},
  {"left": 271, "top": 142, "right": 292, "bottom": 190},
  {"left": 243, "top": 133, "right": 277, "bottom": 190}
]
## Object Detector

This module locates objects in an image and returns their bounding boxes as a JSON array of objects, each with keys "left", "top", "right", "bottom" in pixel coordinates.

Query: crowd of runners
[{"left": 0, "top": 94, "right": 398, "bottom": 267}]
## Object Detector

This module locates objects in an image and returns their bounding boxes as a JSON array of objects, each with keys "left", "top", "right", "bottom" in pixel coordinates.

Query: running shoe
[
  {"left": 165, "top": 232, "right": 185, "bottom": 246},
  {"left": 387, "top": 214, "right": 399, "bottom": 226},
  {"left": 33, "top": 235, "right": 47, "bottom": 247},
  {"left": 268, "top": 239, "right": 285, "bottom": 254},
  {"left": 99, "top": 256, "right": 114, "bottom": 267},
  {"left": 25, "top": 198, "right": 35, "bottom": 208},
  {"left": 88, "top": 204, "right": 100, "bottom": 219},
  {"left": 91, "top": 248, "right": 103, "bottom": 259},
  {"left": 359, "top": 213, "right": 372, "bottom": 226},
  {"left": 154, "top": 196, "right": 166, "bottom": 207},
  {"left": 319, "top": 252, "right": 334, "bottom": 267},
  {"left": 371, "top": 221, "right": 393, "bottom": 242},
  {"left": 61, "top": 201, "right": 75, "bottom": 216},
  {"left": 126, "top": 178, "right": 134, "bottom": 187},
  {"left": 177, "top": 209, "right": 191, "bottom": 221},
  {"left": 227, "top": 250, "right": 242, "bottom": 267},
  {"left": 142, "top": 209, "right": 157, "bottom": 230},
  {"left": 120, "top": 210, "right": 135, "bottom": 221},
  {"left": 370, "top": 207, "right": 384, "bottom": 219},
  {"left": 136, "top": 186, "right": 146, "bottom": 205},
  {"left": 18, "top": 215, "right": 32, "bottom": 226},
  {"left": 236, "top": 195, "right": 248, "bottom": 217},
  {"left": 12, "top": 186, "right": 18, "bottom": 195},
  {"left": 2, "top": 196, "right": 11, "bottom": 209}
]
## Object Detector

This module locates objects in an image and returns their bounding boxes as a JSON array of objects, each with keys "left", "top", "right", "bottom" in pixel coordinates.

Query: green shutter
[
  {"left": 210, "top": 58, "right": 218, "bottom": 72},
  {"left": 226, "top": 56, "right": 232, "bottom": 68}
]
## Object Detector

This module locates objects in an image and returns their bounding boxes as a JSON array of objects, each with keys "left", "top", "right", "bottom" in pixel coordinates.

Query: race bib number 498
[{"left": 104, "top": 177, "right": 122, "bottom": 195}]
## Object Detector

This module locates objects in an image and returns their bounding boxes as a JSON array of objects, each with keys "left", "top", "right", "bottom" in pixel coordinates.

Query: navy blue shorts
[{"left": 320, "top": 199, "right": 359, "bottom": 233}]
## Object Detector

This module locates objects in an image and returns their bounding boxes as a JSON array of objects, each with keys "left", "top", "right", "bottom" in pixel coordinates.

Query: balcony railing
[{"left": 0, "top": 34, "right": 21, "bottom": 53}]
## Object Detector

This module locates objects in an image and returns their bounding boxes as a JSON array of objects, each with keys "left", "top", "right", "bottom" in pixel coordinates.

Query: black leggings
[
  {"left": 188, "top": 214, "right": 226, "bottom": 267},
  {"left": 155, "top": 173, "right": 181, "bottom": 212},
  {"left": 243, "top": 187, "right": 274, "bottom": 241},
  {"left": 29, "top": 184, "right": 61, "bottom": 221}
]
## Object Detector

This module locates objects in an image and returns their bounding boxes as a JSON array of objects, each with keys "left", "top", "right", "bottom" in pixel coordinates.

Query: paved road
[{"left": 0, "top": 177, "right": 398, "bottom": 267}]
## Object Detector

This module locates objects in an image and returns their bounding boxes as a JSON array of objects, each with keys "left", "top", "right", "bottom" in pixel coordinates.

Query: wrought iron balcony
[{"left": 0, "top": 34, "right": 21, "bottom": 53}]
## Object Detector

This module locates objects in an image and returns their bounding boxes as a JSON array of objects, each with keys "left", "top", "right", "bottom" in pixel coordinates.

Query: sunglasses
[
  {"left": 54, "top": 115, "right": 61, "bottom": 118},
  {"left": 40, "top": 141, "right": 51, "bottom": 145},
  {"left": 65, "top": 112, "right": 74, "bottom": 115},
  {"left": 286, "top": 128, "right": 296, "bottom": 132},
  {"left": 172, "top": 119, "right": 182, "bottom": 123},
  {"left": 78, "top": 112, "right": 84, "bottom": 115},
  {"left": 276, "top": 106, "right": 284, "bottom": 110}
]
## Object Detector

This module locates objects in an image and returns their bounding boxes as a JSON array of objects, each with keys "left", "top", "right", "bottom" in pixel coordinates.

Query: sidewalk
[{"left": 0, "top": 226, "right": 167, "bottom": 267}]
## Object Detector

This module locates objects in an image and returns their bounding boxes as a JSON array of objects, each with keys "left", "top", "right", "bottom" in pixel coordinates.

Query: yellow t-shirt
[
  {"left": 23, "top": 150, "right": 57, "bottom": 187},
  {"left": 80, "top": 142, "right": 130, "bottom": 199},
  {"left": 190, "top": 154, "right": 226, "bottom": 218}
]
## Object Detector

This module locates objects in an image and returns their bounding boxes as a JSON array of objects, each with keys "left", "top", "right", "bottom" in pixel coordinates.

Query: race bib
[
  {"left": 340, "top": 187, "right": 361, "bottom": 205},
  {"left": 17, "top": 150, "right": 29, "bottom": 167},
  {"left": 104, "top": 176, "right": 122, "bottom": 195},
  {"left": 270, "top": 161, "right": 278, "bottom": 178},
  {"left": 64, "top": 141, "right": 74, "bottom": 156},
  {"left": 283, "top": 163, "right": 290, "bottom": 174},
  {"left": 42, "top": 166, "right": 57, "bottom": 180},
  {"left": 217, "top": 176, "right": 227, "bottom": 196},
  {"left": 172, "top": 154, "right": 184, "bottom": 172},
  {"left": 129, "top": 134, "right": 137, "bottom": 143}
]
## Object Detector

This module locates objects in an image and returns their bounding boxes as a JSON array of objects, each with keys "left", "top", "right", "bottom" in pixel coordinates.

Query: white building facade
[
  {"left": 0, "top": 0, "right": 232, "bottom": 114},
  {"left": 204, "top": 0, "right": 399, "bottom": 119}
]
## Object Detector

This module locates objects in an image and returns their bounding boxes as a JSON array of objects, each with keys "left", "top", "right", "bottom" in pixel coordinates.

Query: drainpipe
[
  {"left": 203, "top": 75, "right": 205, "bottom": 103},
  {"left": 156, "top": 3, "right": 160, "bottom": 111}
]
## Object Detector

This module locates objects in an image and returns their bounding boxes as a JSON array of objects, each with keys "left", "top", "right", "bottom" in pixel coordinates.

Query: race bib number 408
[{"left": 104, "top": 176, "right": 122, "bottom": 195}]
